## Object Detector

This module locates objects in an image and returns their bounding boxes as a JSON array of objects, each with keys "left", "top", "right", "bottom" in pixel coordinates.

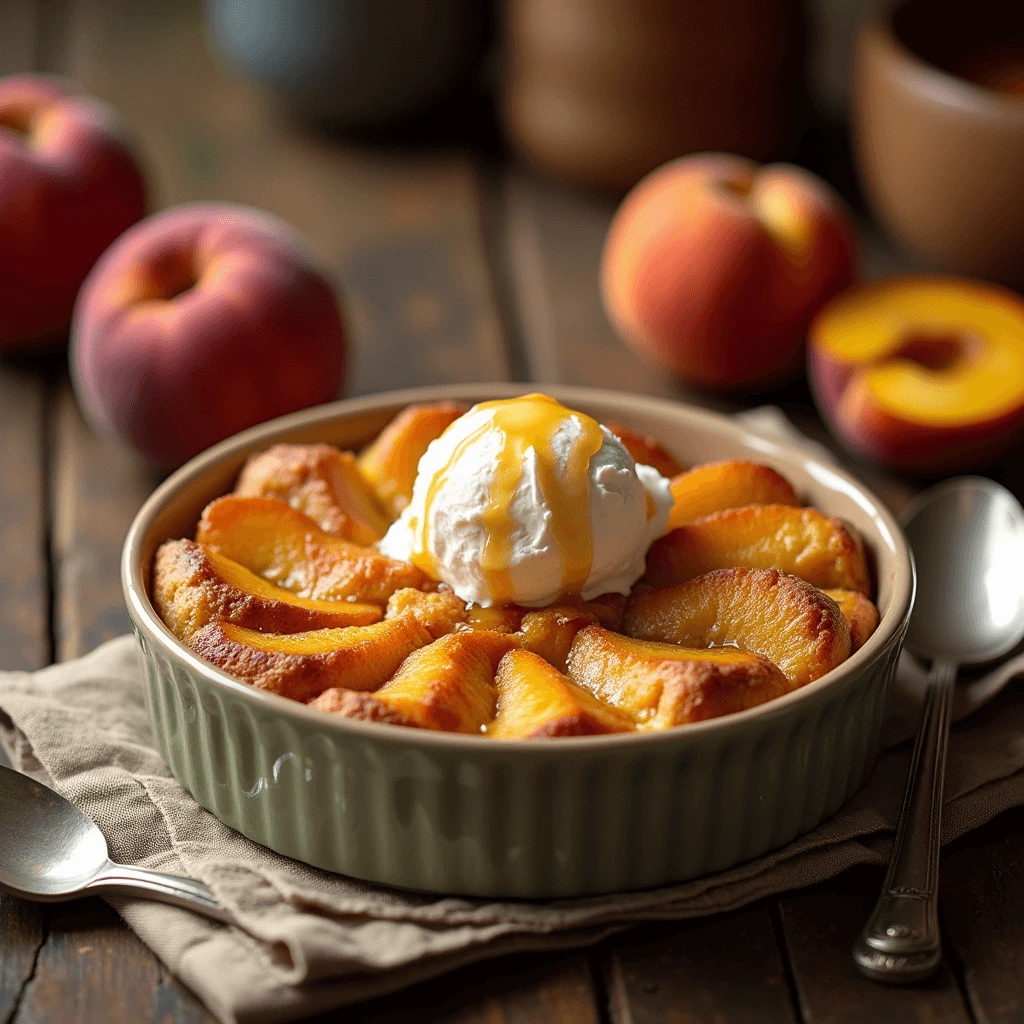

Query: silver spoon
[
  {"left": 854, "top": 477, "right": 1024, "bottom": 983},
  {"left": 0, "top": 765, "right": 230, "bottom": 923}
]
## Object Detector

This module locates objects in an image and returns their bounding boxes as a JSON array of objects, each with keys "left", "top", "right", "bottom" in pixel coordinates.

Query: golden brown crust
[
  {"left": 489, "top": 649, "right": 634, "bottom": 739},
  {"left": 566, "top": 625, "right": 790, "bottom": 728},
  {"left": 357, "top": 402, "right": 468, "bottom": 520},
  {"left": 606, "top": 423, "right": 684, "bottom": 478},
  {"left": 153, "top": 539, "right": 382, "bottom": 644},
  {"left": 190, "top": 615, "right": 432, "bottom": 702},
  {"left": 517, "top": 605, "right": 599, "bottom": 674},
  {"left": 308, "top": 688, "right": 416, "bottom": 726},
  {"left": 196, "top": 495, "right": 434, "bottom": 604},
  {"left": 385, "top": 587, "right": 467, "bottom": 640},
  {"left": 623, "top": 568, "right": 851, "bottom": 688},
  {"left": 667, "top": 460, "right": 800, "bottom": 530},
  {"left": 645, "top": 504, "right": 871, "bottom": 595},
  {"left": 823, "top": 588, "right": 880, "bottom": 653},
  {"left": 235, "top": 443, "right": 390, "bottom": 544}
]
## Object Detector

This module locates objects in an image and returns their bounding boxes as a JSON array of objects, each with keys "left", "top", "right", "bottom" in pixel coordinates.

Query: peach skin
[
  {"left": 601, "top": 153, "right": 856, "bottom": 389},
  {"left": 70, "top": 202, "right": 346, "bottom": 469},
  {"left": 667, "top": 460, "right": 799, "bottom": 530},
  {"left": 809, "top": 277, "right": 1024, "bottom": 473},
  {"left": 0, "top": 75, "right": 146, "bottom": 349},
  {"left": 623, "top": 568, "right": 851, "bottom": 687},
  {"left": 645, "top": 504, "right": 871, "bottom": 595}
]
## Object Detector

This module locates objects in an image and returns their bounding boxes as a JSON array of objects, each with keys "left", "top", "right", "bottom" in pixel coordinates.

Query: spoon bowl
[{"left": 0, "top": 765, "right": 229, "bottom": 921}]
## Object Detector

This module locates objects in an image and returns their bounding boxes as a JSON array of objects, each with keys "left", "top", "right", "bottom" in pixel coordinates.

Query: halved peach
[
  {"left": 189, "top": 615, "right": 432, "bottom": 702},
  {"left": 566, "top": 626, "right": 789, "bottom": 728},
  {"left": 823, "top": 588, "right": 879, "bottom": 653},
  {"left": 606, "top": 422, "right": 684, "bottom": 478},
  {"left": 312, "top": 630, "right": 519, "bottom": 732},
  {"left": 623, "top": 568, "right": 850, "bottom": 687},
  {"left": 385, "top": 587, "right": 467, "bottom": 639},
  {"left": 667, "top": 460, "right": 799, "bottom": 530},
  {"left": 196, "top": 496, "right": 433, "bottom": 604},
  {"left": 357, "top": 402, "right": 467, "bottom": 519},
  {"left": 645, "top": 504, "right": 871, "bottom": 595},
  {"left": 153, "top": 539, "right": 381, "bottom": 643},
  {"left": 517, "top": 605, "right": 598, "bottom": 673},
  {"left": 488, "top": 649, "right": 634, "bottom": 739},
  {"left": 235, "top": 443, "right": 390, "bottom": 545}
]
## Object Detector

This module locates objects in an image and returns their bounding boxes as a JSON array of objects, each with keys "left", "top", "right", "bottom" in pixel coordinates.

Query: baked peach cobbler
[{"left": 153, "top": 394, "right": 879, "bottom": 739}]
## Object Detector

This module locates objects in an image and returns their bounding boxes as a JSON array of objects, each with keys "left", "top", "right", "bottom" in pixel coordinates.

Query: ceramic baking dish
[{"left": 123, "top": 384, "right": 914, "bottom": 898}]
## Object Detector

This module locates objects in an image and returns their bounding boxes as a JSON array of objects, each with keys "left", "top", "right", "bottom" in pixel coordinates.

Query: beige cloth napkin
[{"left": 2, "top": 408, "right": 1023, "bottom": 1024}]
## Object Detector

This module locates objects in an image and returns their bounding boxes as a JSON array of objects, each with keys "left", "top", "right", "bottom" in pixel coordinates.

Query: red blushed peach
[
  {"left": 71, "top": 203, "right": 346, "bottom": 469},
  {"left": 601, "top": 153, "right": 857, "bottom": 390},
  {"left": 809, "top": 277, "right": 1024, "bottom": 473},
  {"left": 0, "top": 75, "right": 146, "bottom": 349}
]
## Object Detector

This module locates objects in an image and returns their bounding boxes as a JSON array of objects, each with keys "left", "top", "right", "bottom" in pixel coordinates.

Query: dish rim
[{"left": 123, "top": 382, "right": 915, "bottom": 754}]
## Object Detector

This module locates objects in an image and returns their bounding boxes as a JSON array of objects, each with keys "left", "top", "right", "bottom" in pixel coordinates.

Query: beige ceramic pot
[
  {"left": 854, "top": 0, "right": 1024, "bottom": 286},
  {"left": 123, "top": 385, "right": 914, "bottom": 897}
]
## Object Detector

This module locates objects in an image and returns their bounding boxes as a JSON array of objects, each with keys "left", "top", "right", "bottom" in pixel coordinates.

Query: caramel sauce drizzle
[{"left": 411, "top": 394, "right": 605, "bottom": 605}]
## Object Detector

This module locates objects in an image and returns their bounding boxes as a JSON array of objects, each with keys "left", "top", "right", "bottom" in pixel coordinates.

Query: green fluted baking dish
[{"left": 123, "top": 384, "right": 914, "bottom": 898}]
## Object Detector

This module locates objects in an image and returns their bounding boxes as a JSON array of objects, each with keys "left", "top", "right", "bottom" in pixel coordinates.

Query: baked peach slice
[
  {"left": 667, "top": 460, "right": 799, "bottom": 530},
  {"left": 645, "top": 504, "right": 871, "bottom": 595},
  {"left": 488, "top": 649, "right": 634, "bottom": 739},
  {"left": 190, "top": 614, "right": 432, "bottom": 702},
  {"left": 566, "top": 626, "right": 789, "bottom": 728},
  {"left": 823, "top": 588, "right": 879, "bottom": 653},
  {"left": 235, "top": 444, "right": 390, "bottom": 545},
  {"left": 153, "top": 539, "right": 381, "bottom": 644},
  {"left": 196, "top": 496, "right": 433, "bottom": 604},
  {"left": 312, "top": 630, "right": 519, "bottom": 732},
  {"left": 385, "top": 587, "right": 467, "bottom": 639},
  {"left": 583, "top": 592, "right": 628, "bottom": 631},
  {"left": 623, "top": 568, "right": 851, "bottom": 688},
  {"left": 517, "top": 605, "right": 599, "bottom": 673},
  {"left": 357, "top": 402, "right": 467, "bottom": 520},
  {"left": 464, "top": 604, "right": 527, "bottom": 634},
  {"left": 606, "top": 422, "right": 684, "bottom": 478}
]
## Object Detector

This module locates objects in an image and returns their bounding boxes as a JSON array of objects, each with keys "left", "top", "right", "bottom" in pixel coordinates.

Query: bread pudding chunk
[
  {"left": 645, "top": 503, "right": 871, "bottom": 594},
  {"left": 153, "top": 539, "right": 381, "bottom": 643},
  {"left": 566, "top": 626, "right": 789, "bottom": 728},
  {"left": 623, "top": 568, "right": 851, "bottom": 687}
]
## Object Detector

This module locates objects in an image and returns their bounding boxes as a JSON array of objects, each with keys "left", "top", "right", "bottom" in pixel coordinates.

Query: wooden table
[{"left": 3, "top": 3, "right": 1024, "bottom": 1022}]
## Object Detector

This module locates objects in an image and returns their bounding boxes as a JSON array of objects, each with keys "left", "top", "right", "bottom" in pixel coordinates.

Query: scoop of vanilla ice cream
[{"left": 377, "top": 399, "right": 673, "bottom": 607}]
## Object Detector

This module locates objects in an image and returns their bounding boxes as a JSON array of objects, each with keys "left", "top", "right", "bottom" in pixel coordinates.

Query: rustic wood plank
[
  {"left": 778, "top": 868, "right": 971, "bottom": 1024},
  {"left": 348, "top": 954, "right": 601, "bottom": 1024},
  {"left": 11, "top": 900, "right": 207, "bottom": 1024},
  {"left": 940, "top": 809, "right": 1024, "bottom": 1024},
  {"left": 61, "top": 0, "right": 509, "bottom": 396},
  {"left": 603, "top": 907, "right": 797, "bottom": 1024},
  {"left": 51, "top": 380, "right": 158, "bottom": 661},
  {"left": 0, "top": 897, "right": 45, "bottom": 1024}
]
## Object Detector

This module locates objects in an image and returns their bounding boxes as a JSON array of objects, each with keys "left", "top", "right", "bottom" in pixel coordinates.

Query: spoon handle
[
  {"left": 853, "top": 658, "right": 957, "bottom": 983},
  {"left": 85, "top": 863, "right": 232, "bottom": 924}
]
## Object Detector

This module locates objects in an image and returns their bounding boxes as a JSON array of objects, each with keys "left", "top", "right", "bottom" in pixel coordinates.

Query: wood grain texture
[
  {"left": 604, "top": 908, "right": 797, "bottom": 1024},
  {"left": 345, "top": 954, "right": 601, "bottom": 1024},
  {"left": 0, "top": 896, "right": 45, "bottom": 1024},
  {"left": 778, "top": 870, "right": 971, "bottom": 1024},
  {"left": 941, "top": 810, "right": 1024, "bottom": 1024},
  {"left": 60, "top": 0, "right": 508, "bottom": 396}
]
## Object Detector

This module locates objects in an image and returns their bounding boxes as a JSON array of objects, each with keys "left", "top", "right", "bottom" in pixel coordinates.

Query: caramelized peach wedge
[
  {"left": 235, "top": 443, "right": 391, "bottom": 545},
  {"left": 197, "top": 496, "right": 432, "bottom": 604},
  {"left": 154, "top": 397, "right": 884, "bottom": 739}
]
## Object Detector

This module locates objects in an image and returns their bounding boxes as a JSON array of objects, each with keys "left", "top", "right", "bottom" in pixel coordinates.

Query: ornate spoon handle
[{"left": 853, "top": 658, "right": 957, "bottom": 983}]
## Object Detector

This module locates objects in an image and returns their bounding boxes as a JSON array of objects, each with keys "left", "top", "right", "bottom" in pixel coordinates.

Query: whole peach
[
  {"left": 0, "top": 75, "right": 146, "bottom": 349},
  {"left": 71, "top": 203, "right": 347, "bottom": 469},
  {"left": 601, "top": 154, "right": 857, "bottom": 390}
]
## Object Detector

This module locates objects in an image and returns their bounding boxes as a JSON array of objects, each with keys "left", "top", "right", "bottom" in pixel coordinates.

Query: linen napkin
[{"left": 2, "top": 409, "right": 1023, "bottom": 1024}]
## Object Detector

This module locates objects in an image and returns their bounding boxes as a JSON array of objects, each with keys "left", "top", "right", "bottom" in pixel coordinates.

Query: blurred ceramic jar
[
  {"left": 854, "top": 0, "right": 1024, "bottom": 287},
  {"left": 501, "top": 0, "right": 807, "bottom": 192},
  {"left": 206, "top": 0, "right": 487, "bottom": 127}
]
